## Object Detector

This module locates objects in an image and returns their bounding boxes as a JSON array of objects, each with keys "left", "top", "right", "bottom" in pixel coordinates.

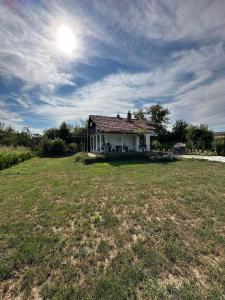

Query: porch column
[
  {"left": 136, "top": 135, "right": 140, "bottom": 152},
  {"left": 121, "top": 134, "right": 124, "bottom": 152},
  {"left": 104, "top": 133, "right": 107, "bottom": 153},
  {"left": 99, "top": 133, "right": 102, "bottom": 152},
  {"left": 145, "top": 133, "right": 151, "bottom": 151},
  {"left": 95, "top": 134, "right": 98, "bottom": 151}
]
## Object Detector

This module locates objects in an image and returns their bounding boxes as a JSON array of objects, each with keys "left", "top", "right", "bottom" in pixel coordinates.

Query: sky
[{"left": 0, "top": 0, "right": 225, "bottom": 133}]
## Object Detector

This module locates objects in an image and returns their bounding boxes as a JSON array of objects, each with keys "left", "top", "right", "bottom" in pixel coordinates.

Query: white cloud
[
  {"left": 94, "top": 0, "right": 225, "bottom": 43},
  {"left": 0, "top": 0, "right": 225, "bottom": 131},
  {"left": 0, "top": 0, "right": 107, "bottom": 92},
  {"left": 0, "top": 103, "right": 23, "bottom": 128},
  {"left": 32, "top": 43, "right": 225, "bottom": 130}
]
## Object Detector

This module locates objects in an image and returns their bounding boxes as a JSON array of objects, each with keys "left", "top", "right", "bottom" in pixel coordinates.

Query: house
[{"left": 88, "top": 112, "right": 156, "bottom": 153}]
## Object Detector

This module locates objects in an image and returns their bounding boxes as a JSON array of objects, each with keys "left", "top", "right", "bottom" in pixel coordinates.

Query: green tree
[
  {"left": 133, "top": 109, "right": 145, "bottom": 120},
  {"left": 44, "top": 128, "right": 60, "bottom": 140},
  {"left": 186, "top": 124, "right": 214, "bottom": 151},
  {"left": 172, "top": 120, "right": 188, "bottom": 143},
  {"left": 59, "top": 122, "right": 72, "bottom": 143},
  {"left": 146, "top": 103, "right": 170, "bottom": 134}
]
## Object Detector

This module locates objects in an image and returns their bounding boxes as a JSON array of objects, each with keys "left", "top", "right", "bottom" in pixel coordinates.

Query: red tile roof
[{"left": 89, "top": 115, "right": 156, "bottom": 134}]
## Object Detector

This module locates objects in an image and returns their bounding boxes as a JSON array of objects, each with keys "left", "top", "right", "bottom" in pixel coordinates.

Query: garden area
[{"left": 0, "top": 156, "right": 225, "bottom": 299}]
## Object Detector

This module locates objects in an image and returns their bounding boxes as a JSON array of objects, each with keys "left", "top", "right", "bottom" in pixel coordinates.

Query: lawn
[{"left": 0, "top": 156, "right": 225, "bottom": 299}]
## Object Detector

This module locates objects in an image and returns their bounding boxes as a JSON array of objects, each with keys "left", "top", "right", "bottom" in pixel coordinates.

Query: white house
[{"left": 88, "top": 112, "right": 156, "bottom": 153}]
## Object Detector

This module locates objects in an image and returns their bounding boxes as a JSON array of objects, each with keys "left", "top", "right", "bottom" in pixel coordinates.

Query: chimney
[
  {"left": 117, "top": 113, "right": 120, "bottom": 118},
  {"left": 127, "top": 110, "right": 132, "bottom": 121}
]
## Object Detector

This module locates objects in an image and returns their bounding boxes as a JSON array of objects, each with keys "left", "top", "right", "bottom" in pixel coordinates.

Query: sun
[{"left": 56, "top": 25, "right": 77, "bottom": 56}]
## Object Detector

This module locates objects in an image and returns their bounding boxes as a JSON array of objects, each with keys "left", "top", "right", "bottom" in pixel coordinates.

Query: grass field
[{"left": 0, "top": 156, "right": 225, "bottom": 299}]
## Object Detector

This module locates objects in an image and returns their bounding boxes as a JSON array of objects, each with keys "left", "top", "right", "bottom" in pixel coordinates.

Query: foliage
[
  {"left": 135, "top": 128, "right": 147, "bottom": 152},
  {"left": 172, "top": 120, "right": 188, "bottom": 143},
  {"left": 38, "top": 138, "right": 66, "bottom": 156},
  {"left": 0, "top": 147, "right": 33, "bottom": 169},
  {"left": 0, "top": 123, "right": 41, "bottom": 150},
  {"left": 133, "top": 108, "right": 145, "bottom": 120},
  {"left": 66, "top": 143, "right": 79, "bottom": 154},
  {"left": 146, "top": 103, "right": 170, "bottom": 134},
  {"left": 186, "top": 124, "right": 214, "bottom": 151},
  {"left": 49, "top": 138, "right": 66, "bottom": 156},
  {"left": 158, "top": 131, "right": 174, "bottom": 151},
  {"left": 43, "top": 128, "right": 60, "bottom": 140},
  {"left": 151, "top": 139, "right": 163, "bottom": 151},
  {"left": 133, "top": 104, "right": 170, "bottom": 135},
  {"left": 215, "top": 139, "right": 225, "bottom": 156},
  {"left": 59, "top": 122, "right": 73, "bottom": 144},
  {"left": 43, "top": 122, "right": 88, "bottom": 152}
]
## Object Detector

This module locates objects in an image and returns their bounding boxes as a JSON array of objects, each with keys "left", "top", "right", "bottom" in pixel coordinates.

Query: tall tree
[
  {"left": 59, "top": 122, "right": 72, "bottom": 143},
  {"left": 172, "top": 120, "right": 188, "bottom": 142},
  {"left": 146, "top": 103, "right": 170, "bottom": 135},
  {"left": 44, "top": 128, "right": 60, "bottom": 140}
]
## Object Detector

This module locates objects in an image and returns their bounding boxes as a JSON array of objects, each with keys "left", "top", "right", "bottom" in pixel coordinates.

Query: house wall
[{"left": 90, "top": 133, "right": 150, "bottom": 152}]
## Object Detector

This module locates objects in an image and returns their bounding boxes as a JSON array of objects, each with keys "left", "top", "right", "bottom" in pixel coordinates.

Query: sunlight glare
[{"left": 56, "top": 25, "right": 77, "bottom": 56}]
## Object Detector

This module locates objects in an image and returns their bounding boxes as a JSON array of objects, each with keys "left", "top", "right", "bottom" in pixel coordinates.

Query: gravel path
[{"left": 179, "top": 155, "right": 225, "bottom": 163}]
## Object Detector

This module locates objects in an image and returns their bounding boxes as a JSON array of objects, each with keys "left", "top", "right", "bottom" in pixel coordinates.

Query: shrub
[
  {"left": 66, "top": 143, "right": 79, "bottom": 154},
  {"left": 38, "top": 138, "right": 65, "bottom": 156},
  {"left": 151, "top": 140, "right": 162, "bottom": 151},
  {"left": 37, "top": 138, "right": 50, "bottom": 156},
  {"left": 0, "top": 147, "right": 33, "bottom": 170},
  {"left": 215, "top": 140, "right": 225, "bottom": 156},
  {"left": 49, "top": 138, "right": 65, "bottom": 156}
]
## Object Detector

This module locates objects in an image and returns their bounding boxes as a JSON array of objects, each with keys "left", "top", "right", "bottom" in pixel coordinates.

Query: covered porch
[{"left": 89, "top": 132, "right": 151, "bottom": 153}]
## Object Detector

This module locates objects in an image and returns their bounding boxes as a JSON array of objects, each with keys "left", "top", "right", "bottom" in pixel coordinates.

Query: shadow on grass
[
  {"left": 39, "top": 153, "right": 76, "bottom": 159},
  {"left": 74, "top": 152, "right": 178, "bottom": 166},
  {"left": 107, "top": 157, "right": 177, "bottom": 167}
]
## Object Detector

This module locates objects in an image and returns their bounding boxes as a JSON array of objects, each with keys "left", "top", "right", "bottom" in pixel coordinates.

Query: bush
[
  {"left": 215, "top": 140, "right": 225, "bottom": 156},
  {"left": 66, "top": 143, "right": 79, "bottom": 154},
  {"left": 151, "top": 140, "right": 163, "bottom": 151},
  {"left": 0, "top": 147, "right": 33, "bottom": 170},
  {"left": 38, "top": 138, "right": 65, "bottom": 156},
  {"left": 49, "top": 138, "right": 65, "bottom": 156}
]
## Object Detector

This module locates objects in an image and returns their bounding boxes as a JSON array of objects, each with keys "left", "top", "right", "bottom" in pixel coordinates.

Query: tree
[
  {"left": 186, "top": 124, "right": 214, "bottom": 151},
  {"left": 59, "top": 122, "right": 72, "bottom": 143},
  {"left": 146, "top": 103, "right": 170, "bottom": 133},
  {"left": 44, "top": 128, "right": 60, "bottom": 140},
  {"left": 133, "top": 104, "right": 170, "bottom": 135},
  {"left": 133, "top": 109, "right": 146, "bottom": 120},
  {"left": 0, "top": 123, "right": 17, "bottom": 146},
  {"left": 16, "top": 127, "right": 32, "bottom": 147},
  {"left": 172, "top": 120, "right": 188, "bottom": 143}
]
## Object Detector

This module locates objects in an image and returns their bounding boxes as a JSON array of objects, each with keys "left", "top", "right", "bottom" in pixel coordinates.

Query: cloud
[
  {"left": 93, "top": 0, "right": 225, "bottom": 42},
  {"left": 0, "top": 102, "right": 23, "bottom": 127},
  {"left": 32, "top": 43, "right": 225, "bottom": 130},
  {"left": 0, "top": 0, "right": 225, "bottom": 131},
  {"left": 0, "top": 0, "right": 108, "bottom": 92}
]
